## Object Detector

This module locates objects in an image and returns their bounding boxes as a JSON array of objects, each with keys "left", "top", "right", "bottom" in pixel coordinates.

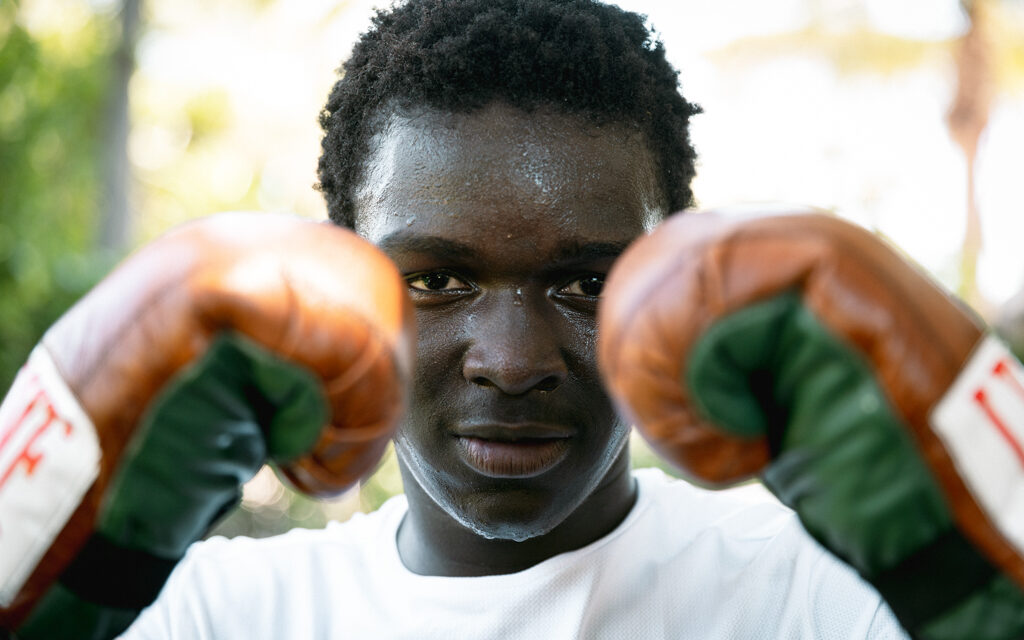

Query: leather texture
[
  {"left": 598, "top": 209, "right": 1023, "bottom": 594},
  {"left": 0, "top": 212, "right": 414, "bottom": 628}
]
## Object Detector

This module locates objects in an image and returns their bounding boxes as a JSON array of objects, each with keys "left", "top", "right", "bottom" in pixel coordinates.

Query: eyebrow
[
  {"left": 376, "top": 231, "right": 631, "bottom": 264},
  {"left": 376, "top": 232, "right": 479, "bottom": 261},
  {"left": 550, "top": 239, "right": 631, "bottom": 264}
]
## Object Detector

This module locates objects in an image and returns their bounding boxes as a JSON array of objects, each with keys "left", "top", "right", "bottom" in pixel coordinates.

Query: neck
[{"left": 395, "top": 450, "right": 637, "bottom": 577}]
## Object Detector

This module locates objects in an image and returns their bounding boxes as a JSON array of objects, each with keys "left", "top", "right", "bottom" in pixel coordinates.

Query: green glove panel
[
  {"left": 920, "top": 575, "right": 1024, "bottom": 640},
  {"left": 687, "top": 292, "right": 1024, "bottom": 639},
  {"left": 16, "top": 332, "right": 328, "bottom": 640},
  {"left": 15, "top": 585, "right": 135, "bottom": 640},
  {"left": 98, "top": 332, "right": 326, "bottom": 558}
]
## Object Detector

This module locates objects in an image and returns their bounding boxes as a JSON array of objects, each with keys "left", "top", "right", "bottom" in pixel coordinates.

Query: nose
[{"left": 462, "top": 288, "right": 569, "bottom": 395}]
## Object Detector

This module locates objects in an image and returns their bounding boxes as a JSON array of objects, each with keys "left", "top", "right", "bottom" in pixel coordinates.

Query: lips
[{"left": 452, "top": 423, "right": 574, "bottom": 478}]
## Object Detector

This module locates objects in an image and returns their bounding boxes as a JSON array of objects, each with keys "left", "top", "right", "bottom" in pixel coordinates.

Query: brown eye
[
  {"left": 561, "top": 275, "right": 604, "bottom": 297},
  {"left": 407, "top": 272, "right": 469, "bottom": 292}
]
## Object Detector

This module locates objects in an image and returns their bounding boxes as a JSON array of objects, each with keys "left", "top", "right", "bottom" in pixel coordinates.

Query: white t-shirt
[{"left": 121, "top": 469, "right": 908, "bottom": 639}]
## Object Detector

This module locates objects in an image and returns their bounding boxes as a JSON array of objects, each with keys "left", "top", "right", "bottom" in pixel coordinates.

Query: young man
[
  {"left": 4, "top": 0, "right": 937, "bottom": 638},
  {"left": 118, "top": 0, "right": 909, "bottom": 637}
]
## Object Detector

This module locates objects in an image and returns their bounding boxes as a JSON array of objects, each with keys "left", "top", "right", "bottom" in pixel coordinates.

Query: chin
[
  {"left": 447, "top": 485, "right": 581, "bottom": 542},
  {"left": 454, "top": 504, "right": 563, "bottom": 542},
  {"left": 465, "top": 521, "right": 548, "bottom": 543}
]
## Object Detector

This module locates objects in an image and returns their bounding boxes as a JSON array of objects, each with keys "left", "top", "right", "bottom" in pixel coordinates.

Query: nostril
[
  {"left": 535, "top": 375, "right": 561, "bottom": 392},
  {"left": 468, "top": 372, "right": 563, "bottom": 394},
  {"left": 472, "top": 376, "right": 495, "bottom": 388}
]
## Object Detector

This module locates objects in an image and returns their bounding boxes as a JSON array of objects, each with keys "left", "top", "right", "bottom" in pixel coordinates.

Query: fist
[
  {"left": 599, "top": 209, "right": 1024, "bottom": 639},
  {"left": 0, "top": 213, "right": 413, "bottom": 636}
]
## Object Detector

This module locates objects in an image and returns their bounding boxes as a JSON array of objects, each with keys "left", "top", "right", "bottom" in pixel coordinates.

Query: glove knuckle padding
[
  {"left": 0, "top": 212, "right": 414, "bottom": 632},
  {"left": 598, "top": 209, "right": 1024, "bottom": 638}
]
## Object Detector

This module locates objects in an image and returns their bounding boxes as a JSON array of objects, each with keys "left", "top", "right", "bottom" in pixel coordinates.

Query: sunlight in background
[
  {"left": 627, "top": 0, "right": 1024, "bottom": 303},
  {"left": 115, "top": 0, "right": 1024, "bottom": 304},
  {"left": 9, "top": 0, "right": 1023, "bottom": 531}
]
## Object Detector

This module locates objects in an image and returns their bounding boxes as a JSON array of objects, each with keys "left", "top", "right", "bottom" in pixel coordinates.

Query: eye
[
  {"left": 406, "top": 271, "right": 471, "bottom": 292},
  {"left": 559, "top": 274, "right": 605, "bottom": 298}
]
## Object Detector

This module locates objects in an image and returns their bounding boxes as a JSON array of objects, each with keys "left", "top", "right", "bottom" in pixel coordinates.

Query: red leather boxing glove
[
  {"left": 0, "top": 212, "right": 413, "bottom": 638},
  {"left": 599, "top": 209, "right": 1024, "bottom": 639}
]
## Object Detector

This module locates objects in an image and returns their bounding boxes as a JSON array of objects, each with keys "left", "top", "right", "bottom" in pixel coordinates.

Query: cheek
[
  {"left": 403, "top": 310, "right": 466, "bottom": 420},
  {"left": 563, "top": 314, "right": 625, "bottom": 432},
  {"left": 564, "top": 310, "right": 601, "bottom": 377},
  {"left": 414, "top": 304, "right": 469, "bottom": 358},
  {"left": 572, "top": 314, "right": 630, "bottom": 432}
]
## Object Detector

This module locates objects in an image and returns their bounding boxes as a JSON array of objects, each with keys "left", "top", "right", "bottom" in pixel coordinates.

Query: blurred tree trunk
[
  {"left": 947, "top": 0, "right": 994, "bottom": 316},
  {"left": 98, "top": 0, "right": 142, "bottom": 253}
]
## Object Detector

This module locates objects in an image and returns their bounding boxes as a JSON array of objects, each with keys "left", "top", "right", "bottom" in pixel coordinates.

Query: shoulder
[
  {"left": 191, "top": 493, "right": 406, "bottom": 583},
  {"left": 624, "top": 467, "right": 818, "bottom": 577},
  {"left": 625, "top": 469, "right": 908, "bottom": 639},
  {"left": 186, "top": 495, "right": 404, "bottom": 573},
  {"left": 120, "top": 495, "right": 408, "bottom": 640},
  {"left": 631, "top": 467, "right": 800, "bottom": 545}
]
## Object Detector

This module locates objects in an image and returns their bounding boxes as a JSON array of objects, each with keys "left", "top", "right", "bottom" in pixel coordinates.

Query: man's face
[{"left": 354, "top": 102, "right": 666, "bottom": 541}]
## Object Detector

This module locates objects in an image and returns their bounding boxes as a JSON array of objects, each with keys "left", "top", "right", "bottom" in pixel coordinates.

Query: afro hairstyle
[{"left": 317, "top": 0, "right": 701, "bottom": 228}]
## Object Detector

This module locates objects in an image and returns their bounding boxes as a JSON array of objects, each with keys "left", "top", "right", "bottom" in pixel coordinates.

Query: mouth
[{"left": 452, "top": 423, "right": 574, "bottom": 478}]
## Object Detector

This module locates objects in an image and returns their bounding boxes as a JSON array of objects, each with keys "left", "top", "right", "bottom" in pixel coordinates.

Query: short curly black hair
[{"left": 317, "top": 0, "right": 701, "bottom": 228}]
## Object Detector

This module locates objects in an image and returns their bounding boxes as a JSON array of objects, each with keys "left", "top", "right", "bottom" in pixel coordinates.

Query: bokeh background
[{"left": 2, "top": 0, "right": 1023, "bottom": 536}]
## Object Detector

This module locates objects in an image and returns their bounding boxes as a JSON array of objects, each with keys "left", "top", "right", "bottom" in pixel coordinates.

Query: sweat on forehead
[
  {"left": 353, "top": 103, "right": 667, "bottom": 242},
  {"left": 315, "top": 0, "right": 701, "bottom": 228}
]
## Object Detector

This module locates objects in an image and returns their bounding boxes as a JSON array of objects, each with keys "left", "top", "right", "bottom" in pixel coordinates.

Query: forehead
[{"left": 353, "top": 103, "right": 666, "bottom": 254}]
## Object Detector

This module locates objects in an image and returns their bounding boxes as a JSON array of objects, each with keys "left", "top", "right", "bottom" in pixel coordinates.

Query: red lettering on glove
[
  {"left": 0, "top": 384, "right": 70, "bottom": 491},
  {"left": 973, "top": 358, "right": 1024, "bottom": 469}
]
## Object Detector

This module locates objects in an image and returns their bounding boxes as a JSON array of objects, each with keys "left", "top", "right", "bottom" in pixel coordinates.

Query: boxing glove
[
  {"left": 0, "top": 212, "right": 413, "bottom": 639},
  {"left": 599, "top": 209, "right": 1024, "bottom": 639}
]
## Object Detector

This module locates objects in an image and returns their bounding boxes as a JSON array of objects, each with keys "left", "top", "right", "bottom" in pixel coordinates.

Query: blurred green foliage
[{"left": 0, "top": 2, "right": 118, "bottom": 393}]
